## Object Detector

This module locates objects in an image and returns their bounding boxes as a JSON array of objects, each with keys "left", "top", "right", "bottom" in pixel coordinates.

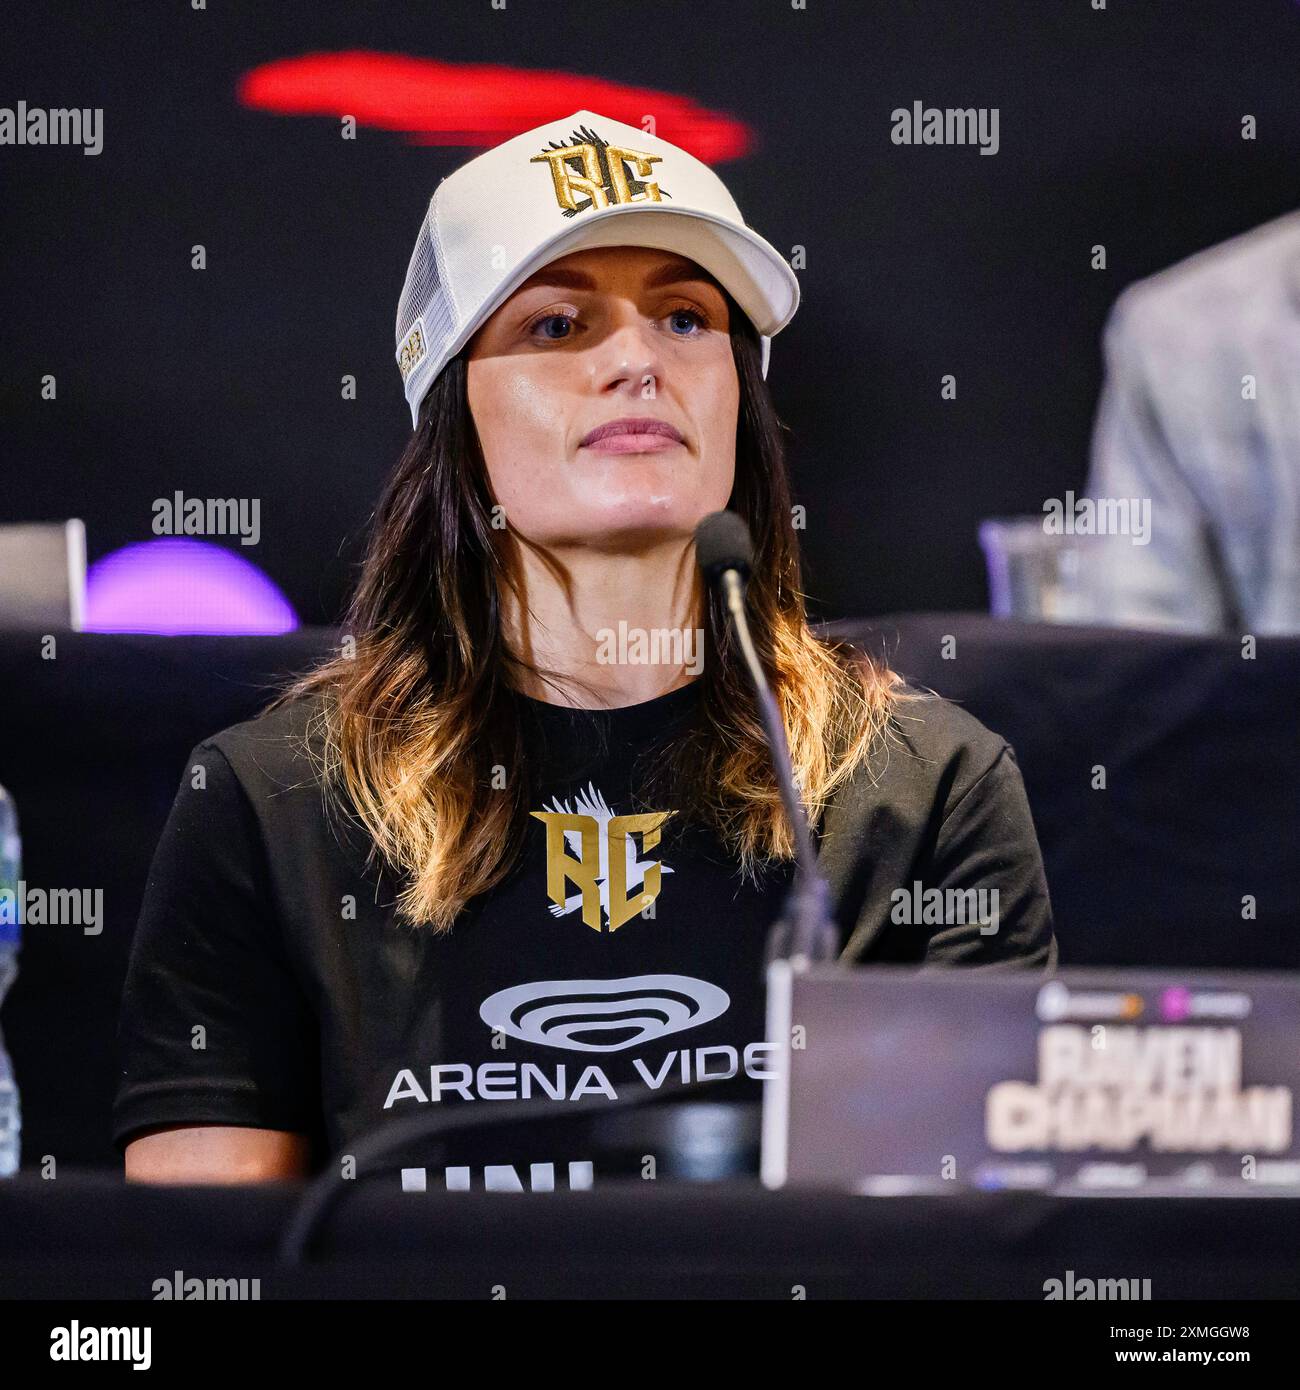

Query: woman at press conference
[{"left": 113, "top": 110, "right": 1056, "bottom": 1185}]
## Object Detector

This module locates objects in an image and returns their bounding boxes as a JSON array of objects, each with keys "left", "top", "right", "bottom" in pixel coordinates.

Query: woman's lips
[
  {"left": 579, "top": 417, "right": 686, "bottom": 452},
  {"left": 580, "top": 432, "right": 685, "bottom": 454}
]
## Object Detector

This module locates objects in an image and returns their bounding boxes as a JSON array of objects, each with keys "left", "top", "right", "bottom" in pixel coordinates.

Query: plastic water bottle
[{"left": 0, "top": 783, "right": 21, "bottom": 1177}]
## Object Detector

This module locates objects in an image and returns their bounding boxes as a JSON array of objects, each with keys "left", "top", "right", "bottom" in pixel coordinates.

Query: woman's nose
[{"left": 589, "top": 312, "right": 664, "bottom": 396}]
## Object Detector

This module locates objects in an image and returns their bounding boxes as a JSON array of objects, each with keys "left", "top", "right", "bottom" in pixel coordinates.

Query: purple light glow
[{"left": 83, "top": 539, "right": 298, "bottom": 635}]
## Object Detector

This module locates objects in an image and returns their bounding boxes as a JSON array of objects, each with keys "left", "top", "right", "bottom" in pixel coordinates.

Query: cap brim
[{"left": 445, "top": 203, "right": 798, "bottom": 369}]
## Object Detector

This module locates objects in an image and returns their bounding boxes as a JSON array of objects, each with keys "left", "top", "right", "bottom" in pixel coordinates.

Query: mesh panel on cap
[{"left": 395, "top": 204, "right": 458, "bottom": 419}]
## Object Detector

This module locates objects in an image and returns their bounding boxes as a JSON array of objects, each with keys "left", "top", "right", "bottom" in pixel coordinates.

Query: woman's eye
[
  {"left": 666, "top": 308, "right": 706, "bottom": 336},
  {"left": 528, "top": 306, "right": 708, "bottom": 341},
  {"left": 531, "top": 312, "right": 576, "bottom": 341}
]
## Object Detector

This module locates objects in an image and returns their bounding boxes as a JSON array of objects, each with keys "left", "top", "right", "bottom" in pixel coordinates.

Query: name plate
[{"left": 761, "top": 965, "right": 1300, "bottom": 1196}]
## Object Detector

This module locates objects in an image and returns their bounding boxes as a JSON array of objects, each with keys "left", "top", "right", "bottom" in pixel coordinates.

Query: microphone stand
[{"left": 716, "top": 569, "right": 840, "bottom": 970}]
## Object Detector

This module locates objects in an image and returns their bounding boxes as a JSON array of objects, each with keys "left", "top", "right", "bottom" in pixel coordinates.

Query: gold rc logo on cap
[{"left": 529, "top": 123, "right": 669, "bottom": 215}]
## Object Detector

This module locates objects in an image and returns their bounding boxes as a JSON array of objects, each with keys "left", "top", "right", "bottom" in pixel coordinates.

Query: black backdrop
[{"left": 3, "top": 0, "right": 1299, "bottom": 624}]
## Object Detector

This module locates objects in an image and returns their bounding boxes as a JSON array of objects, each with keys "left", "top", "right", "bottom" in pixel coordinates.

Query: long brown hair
[{"left": 275, "top": 291, "right": 905, "bottom": 931}]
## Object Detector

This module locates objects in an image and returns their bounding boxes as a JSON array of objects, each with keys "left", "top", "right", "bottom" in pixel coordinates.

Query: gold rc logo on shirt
[
  {"left": 529, "top": 123, "right": 669, "bottom": 217},
  {"left": 530, "top": 782, "right": 676, "bottom": 932}
]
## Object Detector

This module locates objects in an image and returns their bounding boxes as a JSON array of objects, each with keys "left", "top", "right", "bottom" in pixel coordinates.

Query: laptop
[{"left": 0, "top": 520, "right": 86, "bottom": 629}]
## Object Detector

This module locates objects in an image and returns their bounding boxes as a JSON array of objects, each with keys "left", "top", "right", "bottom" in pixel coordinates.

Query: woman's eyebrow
[
  {"left": 518, "top": 266, "right": 596, "bottom": 292},
  {"left": 643, "top": 259, "right": 716, "bottom": 290}
]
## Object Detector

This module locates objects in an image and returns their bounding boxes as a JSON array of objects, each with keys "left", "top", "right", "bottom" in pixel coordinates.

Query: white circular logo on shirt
[{"left": 479, "top": 974, "right": 731, "bottom": 1053}]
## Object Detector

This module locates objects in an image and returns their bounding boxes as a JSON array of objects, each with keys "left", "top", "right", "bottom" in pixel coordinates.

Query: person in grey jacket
[{"left": 1080, "top": 209, "right": 1300, "bottom": 634}]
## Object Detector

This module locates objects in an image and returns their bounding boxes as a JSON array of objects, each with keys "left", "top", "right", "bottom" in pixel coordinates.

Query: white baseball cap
[{"left": 394, "top": 109, "right": 801, "bottom": 428}]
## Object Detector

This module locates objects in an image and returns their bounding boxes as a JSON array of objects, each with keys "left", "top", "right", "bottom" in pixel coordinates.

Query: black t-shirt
[{"left": 112, "top": 679, "right": 1055, "bottom": 1186}]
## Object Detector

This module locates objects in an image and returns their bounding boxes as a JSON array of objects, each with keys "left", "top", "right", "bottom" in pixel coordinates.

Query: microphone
[
  {"left": 693, "top": 511, "right": 839, "bottom": 968},
  {"left": 694, "top": 508, "right": 753, "bottom": 587}
]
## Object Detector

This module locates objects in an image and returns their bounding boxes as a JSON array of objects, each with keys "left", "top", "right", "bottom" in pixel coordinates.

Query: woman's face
[{"left": 465, "top": 245, "right": 738, "bottom": 551}]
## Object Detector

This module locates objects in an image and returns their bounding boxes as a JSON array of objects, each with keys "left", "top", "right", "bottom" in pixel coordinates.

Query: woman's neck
[{"left": 499, "top": 536, "right": 706, "bottom": 709}]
